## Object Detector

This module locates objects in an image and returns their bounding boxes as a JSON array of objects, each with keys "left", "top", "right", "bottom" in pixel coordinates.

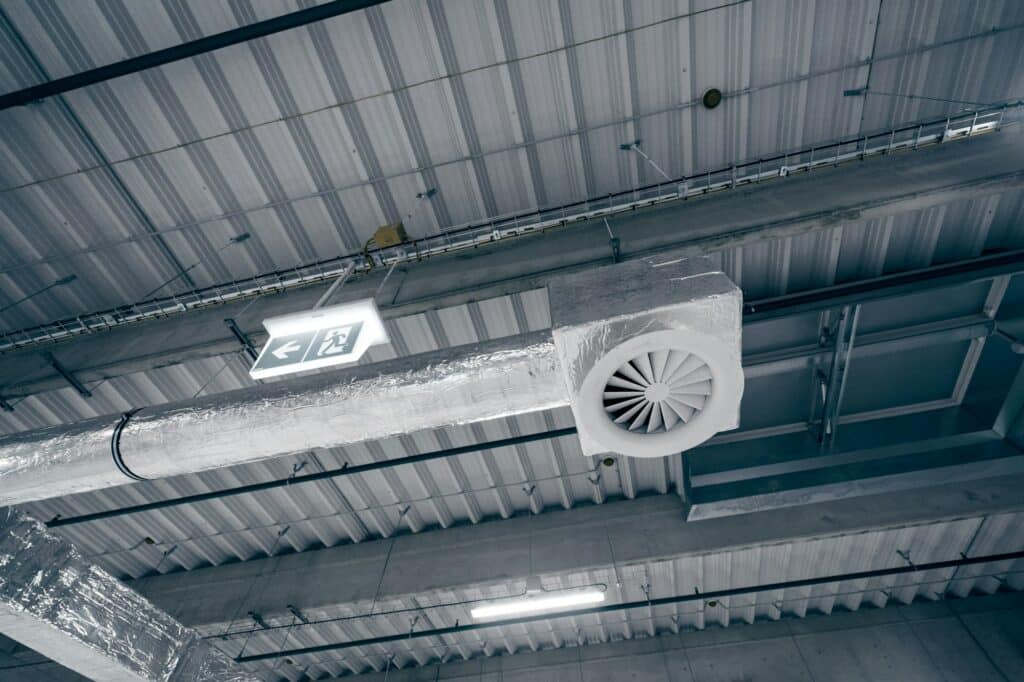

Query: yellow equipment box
[{"left": 372, "top": 222, "right": 408, "bottom": 248}]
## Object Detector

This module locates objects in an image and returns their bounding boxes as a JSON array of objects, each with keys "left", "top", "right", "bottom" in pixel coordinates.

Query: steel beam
[
  {"left": 688, "top": 437, "right": 1022, "bottom": 520},
  {"left": 994, "top": 361, "right": 1024, "bottom": 447},
  {"left": 685, "top": 404, "right": 1023, "bottom": 519},
  {"left": 743, "top": 251, "right": 1024, "bottom": 322},
  {"left": 0, "top": 0, "right": 389, "bottom": 110},
  {"left": 743, "top": 315, "right": 996, "bottom": 379},
  {"left": 0, "top": 507, "right": 256, "bottom": 681}
]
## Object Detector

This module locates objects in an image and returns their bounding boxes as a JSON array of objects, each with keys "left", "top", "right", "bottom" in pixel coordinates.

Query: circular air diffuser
[
  {"left": 575, "top": 330, "right": 741, "bottom": 458},
  {"left": 603, "top": 350, "right": 712, "bottom": 434}
]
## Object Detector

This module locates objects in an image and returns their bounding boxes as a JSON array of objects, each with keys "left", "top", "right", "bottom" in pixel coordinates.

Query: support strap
[{"left": 111, "top": 409, "right": 146, "bottom": 482}]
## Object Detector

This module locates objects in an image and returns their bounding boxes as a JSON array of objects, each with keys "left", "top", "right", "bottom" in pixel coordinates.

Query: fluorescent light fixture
[{"left": 470, "top": 590, "right": 605, "bottom": 620}]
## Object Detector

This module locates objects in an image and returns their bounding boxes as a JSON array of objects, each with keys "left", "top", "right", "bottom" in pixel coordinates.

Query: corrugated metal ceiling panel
[
  {"left": 1, "top": 0, "right": 1021, "bottom": 332},
  {"left": 204, "top": 512, "right": 1024, "bottom": 678},
  {"left": 1, "top": 2, "right": 1022, "bottom": 678}
]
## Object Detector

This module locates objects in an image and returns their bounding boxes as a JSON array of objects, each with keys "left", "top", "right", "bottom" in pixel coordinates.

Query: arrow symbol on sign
[{"left": 272, "top": 340, "right": 302, "bottom": 360}]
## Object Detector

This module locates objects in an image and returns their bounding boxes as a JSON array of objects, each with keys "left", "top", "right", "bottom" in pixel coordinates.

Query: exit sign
[{"left": 249, "top": 299, "right": 389, "bottom": 379}]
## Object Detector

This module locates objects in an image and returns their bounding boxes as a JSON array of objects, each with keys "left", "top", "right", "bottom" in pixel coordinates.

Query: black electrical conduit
[
  {"left": 46, "top": 427, "right": 579, "bottom": 528},
  {"left": 235, "top": 548, "right": 1024, "bottom": 662},
  {"left": 0, "top": 0, "right": 389, "bottom": 111},
  {"left": 44, "top": 250, "right": 1024, "bottom": 529}
]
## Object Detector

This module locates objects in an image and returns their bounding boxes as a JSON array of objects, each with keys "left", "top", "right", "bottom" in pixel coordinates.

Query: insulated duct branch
[
  {"left": 0, "top": 507, "right": 258, "bottom": 681},
  {"left": 0, "top": 332, "right": 566, "bottom": 506}
]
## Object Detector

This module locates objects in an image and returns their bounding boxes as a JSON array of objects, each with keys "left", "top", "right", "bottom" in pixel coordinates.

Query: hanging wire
[
  {"left": 844, "top": 87, "right": 1022, "bottom": 109},
  {"left": 141, "top": 233, "right": 250, "bottom": 301},
  {"left": 191, "top": 355, "right": 238, "bottom": 399},
  {"left": 0, "top": 274, "right": 77, "bottom": 316},
  {"left": 268, "top": 611, "right": 300, "bottom": 674},
  {"left": 220, "top": 524, "right": 292, "bottom": 652}
]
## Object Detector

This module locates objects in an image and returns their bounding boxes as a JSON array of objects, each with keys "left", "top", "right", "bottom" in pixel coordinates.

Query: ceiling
[
  {"left": 0, "top": 0, "right": 1021, "bottom": 334},
  {"left": 0, "top": 1, "right": 1023, "bottom": 680},
  {"left": 209, "top": 511, "right": 1024, "bottom": 676}
]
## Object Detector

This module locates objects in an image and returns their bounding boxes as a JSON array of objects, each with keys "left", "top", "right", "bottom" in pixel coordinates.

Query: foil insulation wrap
[
  {"left": 0, "top": 507, "right": 258, "bottom": 681},
  {"left": 123, "top": 331, "right": 567, "bottom": 480},
  {"left": 0, "top": 332, "right": 566, "bottom": 505},
  {"left": 549, "top": 255, "right": 743, "bottom": 456},
  {"left": 0, "top": 415, "right": 124, "bottom": 506}
]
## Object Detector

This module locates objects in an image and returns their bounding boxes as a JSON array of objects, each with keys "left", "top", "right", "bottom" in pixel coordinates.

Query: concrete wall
[{"left": 342, "top": 592, "right": 1024, "bottom": 682}]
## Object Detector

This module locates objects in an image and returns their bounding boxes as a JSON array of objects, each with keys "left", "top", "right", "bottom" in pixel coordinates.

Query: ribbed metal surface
[
  {"left": 216, "top": 512, "right": 1024, "bottom": 678},
  {"left": 2, "top": 3, "right": 1023, "bottom": 677},
  {"left": 3, "top": 184, "right": 1021, "bottom": 435},
  {"left": 0, "top": 0, "right": 1021, "bottom": 334}
]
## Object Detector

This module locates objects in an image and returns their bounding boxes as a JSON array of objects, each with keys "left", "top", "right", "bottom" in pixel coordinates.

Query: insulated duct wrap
[
  {"left": 0, "top": 507, "right": 258, "bottom": 681},
  {"left": 0, "top": 416, "right": 121, "bottom": 508},
  {"left": 0, "top": 332, "right": 566, "bottom": 504},
  {"left": 124, "top": 332, "right": 565, "bottom": 480},
  {"left": 550, "top": 255, "right": 743, "bottom": 457}
]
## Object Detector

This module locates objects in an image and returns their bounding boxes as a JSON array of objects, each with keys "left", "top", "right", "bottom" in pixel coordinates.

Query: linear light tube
[{"left": 470, "top": 590, "right": 605, "bottom": 620}]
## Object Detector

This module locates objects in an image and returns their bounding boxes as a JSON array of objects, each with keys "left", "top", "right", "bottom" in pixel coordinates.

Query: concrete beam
[
  {"left": 332, "top": 592, "right": 1024, "bottom": 682},
  {"left": 132, "top": 472, "right": 1024, "bottom": 635},
  {"left": 0, "top": 507, "right": 256, "bottom": 681},
  {"left": 2, "top": 128, "right": 1022, "bottom": 398}
]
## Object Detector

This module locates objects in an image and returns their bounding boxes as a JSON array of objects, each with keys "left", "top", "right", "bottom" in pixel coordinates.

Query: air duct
[
  {"left": 0, "top": 333, "right": 565, "bottom": 505},
  {"left": 550, "top": 256, "right": 743, "bottom": 458},
  {"left": 0, "top": 256, "right": 742, "bottom": 505}
]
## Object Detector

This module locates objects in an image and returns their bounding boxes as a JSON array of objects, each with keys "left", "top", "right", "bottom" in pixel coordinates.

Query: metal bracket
[
  {"left": 44, "top": 351, "right": 91, "bottom": 398},
  {"left": 248, "top": 612, "right": 269, "bottom": 630},
  {"left": 810, "top": 306, "right": 860, "bottom": 450},
  {"left": 286, "top": 604, "right": 310, "bottom": 625},
  {"left": 111, "top": 409, "right": 146, "bottom": 482},
  {"left": 224, "top": 318, "right": 259, "bottom": 361}
]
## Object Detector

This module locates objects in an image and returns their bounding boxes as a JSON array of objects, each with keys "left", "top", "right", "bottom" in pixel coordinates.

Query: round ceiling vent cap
[{"left": 702, "top": 88, "right": 723, "bottom": 109}]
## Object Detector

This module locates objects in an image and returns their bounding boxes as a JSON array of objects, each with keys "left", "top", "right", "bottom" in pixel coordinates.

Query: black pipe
[
  {"left": 46, "top": 427, "right": 579, "bottom": 528},
  {"left": 236, "top": 548, "right": 1024, "bottom": 662},
  {"left": 0, "top": 0, "right": 388, "bottom": 111},
  {"left": 744, "top": 250, "right": 1024, "bottom": 321},
  {"left": 745, "top": 250, "right": 1024, "bottom": 319}
]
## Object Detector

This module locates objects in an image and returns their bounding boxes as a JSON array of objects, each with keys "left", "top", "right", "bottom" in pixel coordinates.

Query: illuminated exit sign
[{"left": 249, "top": 299, "right": 389, "bottom": 379}]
